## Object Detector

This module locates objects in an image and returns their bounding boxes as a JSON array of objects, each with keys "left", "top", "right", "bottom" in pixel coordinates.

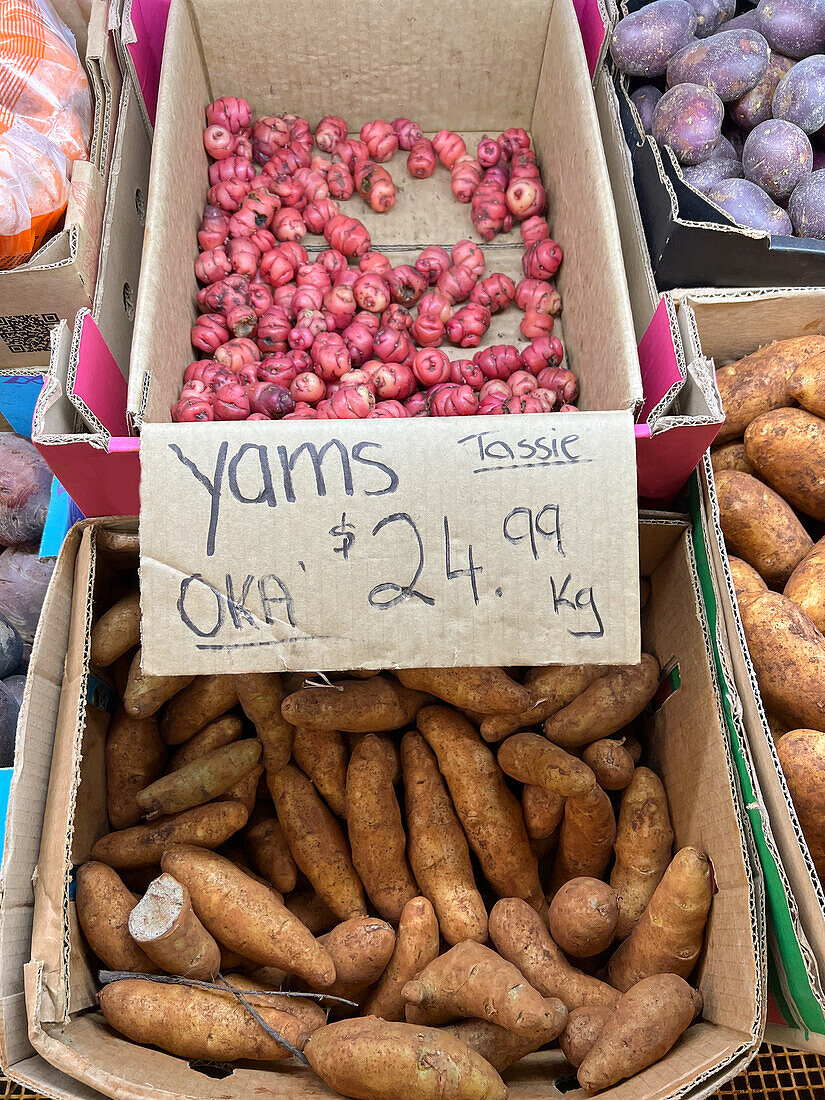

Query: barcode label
[{"left": 0, "top": 312, "right": 60, "bottom": 354}]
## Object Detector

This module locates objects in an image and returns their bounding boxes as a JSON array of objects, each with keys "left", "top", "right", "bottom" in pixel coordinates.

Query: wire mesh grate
[{"left": 0, "top": 1044, "right": 822, "bottom": 1098}]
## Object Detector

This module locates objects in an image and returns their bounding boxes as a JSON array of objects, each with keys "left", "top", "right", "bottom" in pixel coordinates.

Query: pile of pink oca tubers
[{"left": 175, "top": 103, "right": 575, "bottom": 422}]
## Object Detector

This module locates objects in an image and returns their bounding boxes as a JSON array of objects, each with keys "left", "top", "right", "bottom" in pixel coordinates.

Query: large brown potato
[
  {"left": 715, "top": 470, "right": 813, "bottom": 586},
  {"left": 710, "top": 441, "right": 755, "bottom": 477},
  {"left": 714, "top": 335, "right": 825, "bottom": 444},
  {"left": 728, "top": 556, "right": 768, "bottom": 611},
  {"left": 739, "top": 592, "right": 825, "bottom": 731},
  {"left": 745, "top": 407, "right": 825, "bottom": 522},
  {"left": 785, "top": 536, "right": 825, "bottom": 633},
  {"left": 776, "top": 730, "right": 825, "bottom": 885},
  {"left": 787, "top": 351, "right": 825, "bottom": 418}
]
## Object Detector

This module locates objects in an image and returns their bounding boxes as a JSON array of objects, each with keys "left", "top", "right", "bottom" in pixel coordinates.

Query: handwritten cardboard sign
[{"left": 139, "top": 413, "right": 640, "bottom": 674}]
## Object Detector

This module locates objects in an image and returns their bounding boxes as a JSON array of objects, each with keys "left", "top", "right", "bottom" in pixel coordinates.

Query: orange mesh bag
[
  {"left": 0, "top": 107, "right": 69, "bottom": 267},
  {"left": 0, "top": 0, "right": 91, "bottom": 164}
]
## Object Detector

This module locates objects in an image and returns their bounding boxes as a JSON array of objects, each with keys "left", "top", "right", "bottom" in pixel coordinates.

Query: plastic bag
[
  {"left": 0, "top": 108, "right": 69, "bottom": 267},
  {"left": 0, "top": 0, "right": 91, "bottom": 164}
]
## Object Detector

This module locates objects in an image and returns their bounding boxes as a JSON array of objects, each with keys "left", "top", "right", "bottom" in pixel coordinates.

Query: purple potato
[
  {"left": 0, "top": 436, "right": 51, "bottom": 548},
  {"left": 743, "top": 119, "right": 813, "bottom": 200},
  {"left": 16, "top": 643, "right": 31, "bottom": 676},
  {"left": 682, "top": 156, "right": 743, "bottom": 192},
  {"left": 631, "top": 85, "right": 664, "bottom": 132},
  {"left": 667, "top": 30, "right": 770, "bottom": 100},
  {"left": 714, "top": 134, "right": 740, "bottom": 159},
  {"left": 789, "top": 169, "right": 825, "bottom": 237},
  {"left": 722, "top": 10, "right": 760, "bottom": 33},
  {"left": 0, "top": 613, "right": 22, "bottom": 680},
  {"left": 652, "top": 82, "right": 725, "bottom": 164},
  {"left": 610, "top": 0, "right": 698, "bottom": 77},
  {"left": 730, "top": 53, "right": 796, "bottom": 130},
  {"left": 708, "top": 177, "right": 794, "bottom": 233},
  {"left": 0, "top": 546, "right": 55, "bottom": 643},
  {"left": 0, "top": 681, "right": 18, "bottom": 768},
  {"left": 724, "top": 126, "right": 747, "bottom": 158},
  {"left": 756, "top": 0, "right": 825, "bottom": 61},
  {"left": 2, "top": 675, "right": 25, "bottom": 708},
  {"left": 773, "top": 55, "right": 825, "bottom": 134},
  {"left": 686, "top": 0, "right": 735, "bottom": 37}
]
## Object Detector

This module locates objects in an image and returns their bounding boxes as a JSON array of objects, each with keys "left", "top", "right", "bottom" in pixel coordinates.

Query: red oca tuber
[
  {"left": 470, "top": 273, "right": 515, "bottom": 313},
  {"left": 523, "top": 238, "right": 563, "bottom": 280},
  {"left": 433, "top": 130, "right": 467, "bottom": 168},
  {"left": 206, "top": 96, "right": 252, "bottom": 135},
  {"left": 412, "top": 348, "right": 451, "bottom": 387},
  {"left": 360, "top": 251, "right": 393, "bottom": 276},
  {"left": 429, "top": 382, "right": 479, "bottom": 416},
  {"left": 520, "top": 311, "right": 555, "bottom": 339},
  {"left": 506, "top": 177, "right": 547, "bottom": 220},
  {"left": 387, "top": 266, "right": 427, "bottom": 307},
  {"left": 191, "top": 314, "right": 229, "bottom": 354},
  {"left": 446, "top": 304, "right": 491, "bottom": 348},
  {"left": 477, "top": 135, "right": 501, "bottom": 168},
  {"left": 407, "top": 138, "right": 436, "bottom": 179},
  {"left": 521, "top": 216, "right": 550, "bottom": 244},
  {"left": 393, "top": 118, "right": 423, "bottom": 150},
  {"left": 324, "top": 215, "right": 371, "bottom": 258},
  {"left": 354, "top": 161, "right": 397, "bottom": 213},
  {"left": 359, "top": 120, "right": 398, "bottom": 163},
  {"left": 417, "top": 289, "right": 452, "bottom": 323},
  {"left": 353, "top": 272, "right": 390, "bottom": 314},
  {"left": 522, "top": 335, "right": 564, "bottom": 375},
  {"left": 327, "top": 162, "right": 355, "bottom": 200},
  {"left": 331, "top": 383, "right": 375, "bottom": 419},
  {"left": 410, "top": 314, "right": 446, "bottom": 348},
  {"left": 415, "top": 246, "right": 450, "bottom": 285},
  {"left": 314, "top": 116, "right": 348, "bottom": 154},
  {"left": 437, "top": 264, "right": 478, "bottom": 304},
  {"left": 451, "top": 158, "right": 482, "bottom": 202}
]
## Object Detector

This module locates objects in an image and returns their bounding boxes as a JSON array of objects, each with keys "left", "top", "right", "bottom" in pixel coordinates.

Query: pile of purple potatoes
[{"left": 610, "top": 0, "right": 825, "bottom": 238}]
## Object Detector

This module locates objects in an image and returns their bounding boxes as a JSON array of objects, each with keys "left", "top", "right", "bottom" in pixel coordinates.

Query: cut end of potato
[{"left": 128, "top": 874, "right": 184, "bottom": 942}]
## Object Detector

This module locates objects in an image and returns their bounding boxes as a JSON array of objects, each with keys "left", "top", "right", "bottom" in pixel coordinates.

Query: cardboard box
[
  {"left": 682, "top": 287, "right": 825, "bottom": 1046},
  {"left": 130, "top": 0, "right": 649, "bottom": 674},
  {"left": 27, "top": 70, "right": 150, "bottom": 518},
  {"left": 592, "top": 67, "right": 724, "bottom": 503},
  {"left": 606, "top": 1, "right": 825, "bottom": 291},
  {"left": 0, "top": 513, "right": 763, "bottom": 1099},
  {"left": 0, "top": 0, "right": 122, "bottom": 369}
]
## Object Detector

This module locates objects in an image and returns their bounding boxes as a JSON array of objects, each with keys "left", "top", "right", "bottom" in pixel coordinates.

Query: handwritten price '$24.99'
[{"left": 330, "top": 504, "right": 567, "bottom": 611}]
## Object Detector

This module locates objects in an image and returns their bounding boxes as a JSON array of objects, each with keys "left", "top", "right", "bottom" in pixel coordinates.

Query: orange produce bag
[
  {"left": 0, "top": 0, "right": 91, "bottom": 164},
  {"left": 0, "top": 107, "right": 69, "bottom": 268}
]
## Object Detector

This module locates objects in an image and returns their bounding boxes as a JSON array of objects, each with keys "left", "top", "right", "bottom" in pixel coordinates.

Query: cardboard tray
[
  {"left": 0, "top": 0, "right": 122, "bottom": 370},
  {"left": 606, "top": 0, "right": 825, "bottom": 291},
  {"left": 680, "top": 286, "right": 825, "bottom": 1047},
  {"left": 128, "top": 0, "right": 651, "bottom": 674},
  {"left": 26, "top": 70, "right": 150, "bottom": 519},
  {"left": 0, "top": 512, "right": 763, "bottom": 1100},
  {"left": 592, "top": 66, "right": 724, "bottom": 502}
]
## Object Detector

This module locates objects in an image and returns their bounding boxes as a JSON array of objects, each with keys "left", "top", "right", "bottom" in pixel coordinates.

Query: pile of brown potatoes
[
  {"left": 76, "top": 588, "right": 714, "bottom": 1099},
  {"left": 711, "top": 335, "right": 825, "bottom": 886}
]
